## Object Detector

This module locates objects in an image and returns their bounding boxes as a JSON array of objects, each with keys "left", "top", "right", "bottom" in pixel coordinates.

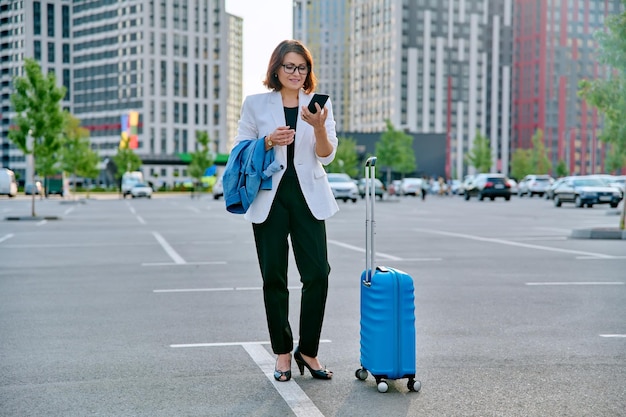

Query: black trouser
[{"left": 252, "top": 175, "right": 330, "bottom": 357}]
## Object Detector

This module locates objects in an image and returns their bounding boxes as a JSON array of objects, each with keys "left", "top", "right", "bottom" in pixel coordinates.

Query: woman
[{"left": 233, "top": 40, "right": 338, "bottom": 381}]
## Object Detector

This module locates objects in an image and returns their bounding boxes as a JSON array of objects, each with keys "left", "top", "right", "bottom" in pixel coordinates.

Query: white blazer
[{"left": 233, "top": 90, "right": 339, "bottom": 224}]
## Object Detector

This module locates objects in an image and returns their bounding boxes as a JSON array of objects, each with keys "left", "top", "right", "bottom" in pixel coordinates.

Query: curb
[{"left": 570, "top": 228, "right": 626, "bottom": 240}]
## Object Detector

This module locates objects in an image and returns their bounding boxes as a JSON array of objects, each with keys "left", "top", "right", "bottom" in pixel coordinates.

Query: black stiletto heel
[
  {"left": 274, "top": 356, "right": 292, "bottom": 382},
  {"left": 294, "top": 348, "right": 332, "bottom": 380}
]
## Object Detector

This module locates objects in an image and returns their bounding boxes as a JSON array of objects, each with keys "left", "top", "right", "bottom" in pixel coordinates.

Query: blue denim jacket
[{"left": 223, "top": 138, "right": 284, "bottom": 214}]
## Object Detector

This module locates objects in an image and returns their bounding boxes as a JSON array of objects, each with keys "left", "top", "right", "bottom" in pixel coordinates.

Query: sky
[{"left": 225, "top": 0, "right": 294, "bottom": 98}]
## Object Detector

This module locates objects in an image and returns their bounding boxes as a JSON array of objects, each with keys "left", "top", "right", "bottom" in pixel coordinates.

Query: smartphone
[{"left": 307, "top": 93, "right": 329, "bottom": 114}]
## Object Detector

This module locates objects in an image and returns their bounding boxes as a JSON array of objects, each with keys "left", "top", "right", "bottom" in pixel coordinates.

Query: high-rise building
[
  {"left": 0, "top": 0, "right": 73, "bottom": 182},
  {"left": 296, "top": 0, "right": 513, "bottom": 179},
  {"left": 513, "top": 0, "right": 623, "bottom": 175},
  {"left": 0, "top": 0, "right": 241, "bottom": 187},
  {"left": 293, "top": 0, "right": 352, "bottom": 131}
]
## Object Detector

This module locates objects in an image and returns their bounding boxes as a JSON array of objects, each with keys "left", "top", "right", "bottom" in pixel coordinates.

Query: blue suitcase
[{"left": 355, "top": 157, "right": 421, "bottom": 393}]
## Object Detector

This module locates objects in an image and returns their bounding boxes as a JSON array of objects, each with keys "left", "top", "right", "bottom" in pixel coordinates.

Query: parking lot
[{"left": 1, "top": 193, "right": 624, "bottom": 416}]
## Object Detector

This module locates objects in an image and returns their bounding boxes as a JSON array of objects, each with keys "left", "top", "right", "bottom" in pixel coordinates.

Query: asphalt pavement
[{"left": 1, "top": 193, "right": 625, "bottom": 417}]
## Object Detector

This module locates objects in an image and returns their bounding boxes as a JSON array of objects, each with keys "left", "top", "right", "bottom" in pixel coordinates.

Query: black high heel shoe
[
  {"left": 294, "top": 348, "right": 332, "bottom": 380},
  {"left": 274, "top": 356, "right": 292, "bottom": 382}
]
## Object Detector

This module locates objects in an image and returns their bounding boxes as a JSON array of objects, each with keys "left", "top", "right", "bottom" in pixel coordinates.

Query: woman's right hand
[{"left": 269, "top": 126, "right": 295, "bottom": 147}]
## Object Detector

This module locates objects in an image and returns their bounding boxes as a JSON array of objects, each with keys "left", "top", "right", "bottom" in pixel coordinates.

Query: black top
[{"left": 284, "top": 106, "right": 298, "bottom": 177}]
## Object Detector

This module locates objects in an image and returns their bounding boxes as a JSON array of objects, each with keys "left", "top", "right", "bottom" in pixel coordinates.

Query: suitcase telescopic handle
[{"left": 364, "top": 157, "right": 377, "bottom": 284}]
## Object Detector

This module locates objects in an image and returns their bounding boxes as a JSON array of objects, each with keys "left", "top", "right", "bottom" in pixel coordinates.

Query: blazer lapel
[{"left": 295, "top": 91, "right": 312, "bottom": 154}]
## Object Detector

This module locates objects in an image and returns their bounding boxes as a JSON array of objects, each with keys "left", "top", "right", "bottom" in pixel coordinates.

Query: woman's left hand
[{"left": 301, "top": 104, "right": 327, "bottom": 129}]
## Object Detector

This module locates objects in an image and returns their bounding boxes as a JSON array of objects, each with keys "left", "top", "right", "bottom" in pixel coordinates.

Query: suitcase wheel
[
  {"left": 355, "top": 368, "right": 368, "bottom": 381},
  {"left": 376, "top": 380, "right": 389, "bottom": 393},
  {"left": 408, "top": 378, "right": 421, "bottom": 392}
]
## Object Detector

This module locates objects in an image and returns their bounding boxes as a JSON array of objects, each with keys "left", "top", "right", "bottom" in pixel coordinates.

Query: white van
[
  {"left": 121, "top": 171, "right": 144, "bottom": 198},
  {"left": 0, "top": 168, "right": 18, "bottom": 198}
]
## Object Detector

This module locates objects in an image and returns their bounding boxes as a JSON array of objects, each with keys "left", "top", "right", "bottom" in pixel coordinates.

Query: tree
[
  {"left": 530, "top": 129, "right": 553, "bottom": 175},
  {"left": 466, "top": 131, "right": 492, "bottom": 173},
  {"left": 59, "top": 113, "right": 99, "bottom": 198},
  {"left": 326, "top": 136, "right": 359, "bottom": 178},
  {"left": 376, "top": 120, "right": 416, "bottom": 184},
  {"left": 578, "top": 0, "right": 626, "bottom": 228},
  {"left": 510, "top": 148, "right": 533, "bottom": 180},
  {"left": 112, "top": 148, "right": 142, "bottom": 186},
  {"left": 555, "top": 160, "right": 569, "bottom": 178},
  {"left": 188, "top": 131, "right": 214, "bottom": 197},
  {"left": 8, "top": 58, "right": 66, "bottom": 217}
]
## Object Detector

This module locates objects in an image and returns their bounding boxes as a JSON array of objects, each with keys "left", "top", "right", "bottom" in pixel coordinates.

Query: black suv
[{"left": 464, "top": 173, "right": 511, "bottom": 201}]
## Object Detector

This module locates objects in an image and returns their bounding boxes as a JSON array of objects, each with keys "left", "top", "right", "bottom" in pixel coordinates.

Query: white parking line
[
  {"left": 243, "top": 343, "right": 326, "bottom": 417},
  {"left": 526, "top": 282, "right": 624, "bottom": 286},
  {"left": 137, "top": 215, "right": 146, "bottom": 224},
  {"left": 64, "top": 207, "right": 75, "bottom": 216},
  {"left": 142, "top": 261, "right": 226, "bottom": 266},
  {"left": 171, "top": 339, "right": 331, "bottom": 415},
  {"left": 600, "top": 334, "right": 626, "bottom": 338},
  {"left": 328, "top": 239, "right": 402, "bottom": 261},
  {"left": 414, "top": 228, "right": 615, "bottom": 259},
  {"left": 152, "top": 231, "right": 186, "bottom": 264},
  {"left": 154, "top": 286, "right": 301, "bottom": 293},
  {"left": 170, "top": 340, "right": 331, "bottom": 349},
  {"left": 0, "top": 233, "right": 14, "bottom": 244}
]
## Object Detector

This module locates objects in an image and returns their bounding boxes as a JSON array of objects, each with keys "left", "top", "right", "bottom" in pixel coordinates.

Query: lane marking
[
  {"left": 142, "top": 261, "right": 226, "bottom": 266},
  {"left": 137, "top": 215, "right": 146, "bottom": 224},
  {"left": 152, "top": 231, "right": 186, "bottom": 264},
  {"left": 64, "top": 207, "right": 75, "bottom": 215},
  {"left": 243, "top": 343, "right": 326, "bottom": 417},
  {"left": 36, "top": 220, "right": 47, "bottom": 226},
  {"left": 154, "top": 286, "right": 302, "bottom": 293},
  {"left": 526, "top": 282, "right": 624, "bottom": 286},
  {"left": 171, "top": 340, "right": 331, "bottom": 349},
  {"left": 600, "top": 334, "right": 626, "bottom": 338},
  {"left": 577, "top": 256, "right": 626, "bottom": 260},
  {"left": 0, "top": 234, "right": 15, "bottom": 244},
  {"left": 414, "top": 228, "right": 615, "bottom": 259},
  {"left": 129, "top": 205, "right": 136, "bottom": 215},
  {"left": 394, "top": 257, "right": 442, "bottom": 262},
  {"left": 328, "top": 239, "right": 402, "bottom": 261}
]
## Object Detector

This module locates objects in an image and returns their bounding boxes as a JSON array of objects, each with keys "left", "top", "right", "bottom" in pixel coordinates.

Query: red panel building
[{"left": 513, "top": 0, "right": 623, "bottom": 175}]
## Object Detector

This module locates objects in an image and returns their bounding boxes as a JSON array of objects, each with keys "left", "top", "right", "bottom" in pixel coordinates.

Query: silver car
[
  {"left": 327, "top": 173, "right": 358, "bottom": 203},
  {"left": 518, "top": 174, "right": 554, "bottom": 197}
]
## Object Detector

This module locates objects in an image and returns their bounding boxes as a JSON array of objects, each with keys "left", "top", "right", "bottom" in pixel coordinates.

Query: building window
[
  {"left": 47, "top": 3, "right": 55, "bottom": 37},
  {"left": 34, "top": 40, "right": 41, "bottom": 60},
  {"left": 48, "top": 42, "right": 55, "bottom": 63},
  {"left": 63, "top": 69, "right": 70, "bottom": 99},
  {"left": 62, "top": 5, "right": 70, "bottom": 38},
  {"left": 34, "top": 2, "right": 41, "bottom": 35},
  {"left": 62, "top": 43, "right": 70, "bottom": 63}
]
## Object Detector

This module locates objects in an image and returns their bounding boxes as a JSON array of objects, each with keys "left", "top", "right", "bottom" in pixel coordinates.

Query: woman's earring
[{"left": 274, "top": 73, "right": 278, "bottom": 78}]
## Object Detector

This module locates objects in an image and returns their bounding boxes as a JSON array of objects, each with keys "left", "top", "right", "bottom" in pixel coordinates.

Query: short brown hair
[{"left": 263, "top": 40, "right": 317, "bottom": 94}]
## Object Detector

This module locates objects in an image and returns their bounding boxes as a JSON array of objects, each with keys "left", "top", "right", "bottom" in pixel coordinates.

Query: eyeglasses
[{"left": 281, "top": 63, "right": 309, "bottom": 75}]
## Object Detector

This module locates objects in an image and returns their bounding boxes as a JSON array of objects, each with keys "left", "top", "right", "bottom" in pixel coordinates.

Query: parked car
[
  {"left": 464, "top": 173, "right": 511, "bottom": 201},
  {"left": 327, "top": 173, "right": 358, "bottom": 203},
  {"left": 358, "top": 178, "right": 385, "bottom": 200},
  {"left": 130, "top": 183, "right": 153, "bottom": 198},
  {"left": 212, "top": 176, "right": 223, "bottom": 200},
  {"left": 457, "top": 175, "right": 475, "bottom": 196},
  {"left": 553, "top": 177, "right": 622, "bottom": 208},
  {"left": 25, "top": 181, "right": 43, "bottom": 195},
  {"left": 518, "top": 174, "right": 554, "bottom": 197},
  {"left": 507, "top": 178, "right": 519, "bottom": 195},
  {"left": 387, "top": 180, "right": 402, "bottom": 196},
  {"left": 544, "top": 177, "right": 569, "bottom": 200},
  {"left": 399, "top": 178, "right": 423, "bottom": 196},
  {"left": 0, "top": 168, "right": 18, "bottom": 197}
]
